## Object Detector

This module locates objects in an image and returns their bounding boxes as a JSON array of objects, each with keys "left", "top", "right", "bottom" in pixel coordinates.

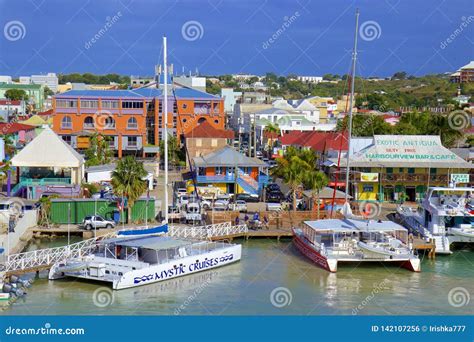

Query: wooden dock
[
  {"left": 412, "top": 237, "right": 436, "bottom": 259},
  {"left": 209, "top": 228, "right": 293, "bottom": 242}
]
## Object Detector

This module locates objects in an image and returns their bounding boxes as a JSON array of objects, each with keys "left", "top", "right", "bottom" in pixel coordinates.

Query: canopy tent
[{"left": 11, "top": 127, "right": 85, "bottom": 184}]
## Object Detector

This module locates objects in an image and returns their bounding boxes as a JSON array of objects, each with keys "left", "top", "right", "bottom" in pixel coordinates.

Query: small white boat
[
  {"left": 449, "top": 225, "right": 474, "bottom": 239},
  {"left": 357, "top": 239, "right": 413, "bottom": 259},
  {"left": 49, "top": 235, "right": 241, "bottom": 290}
]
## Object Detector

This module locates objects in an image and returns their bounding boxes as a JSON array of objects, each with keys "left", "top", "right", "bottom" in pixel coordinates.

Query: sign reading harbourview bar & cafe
[{"left": 365, "top": 136, "right": 456, "bottom": 162}]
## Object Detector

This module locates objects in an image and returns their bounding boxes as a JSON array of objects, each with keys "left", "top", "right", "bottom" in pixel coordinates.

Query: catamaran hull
[
  {"left": 292, "top": 229, "right": 336, "bottom": 272},
  {"left": 49, "top": 245, "right": 242, "bottom": 290},
  {"left": 292, "top": 229, "right": 420, "bottom": 273}
]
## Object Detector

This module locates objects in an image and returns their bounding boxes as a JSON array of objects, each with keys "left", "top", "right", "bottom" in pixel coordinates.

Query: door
[{"left": 406, "top": 187, "right": 416, "bottom": 202}]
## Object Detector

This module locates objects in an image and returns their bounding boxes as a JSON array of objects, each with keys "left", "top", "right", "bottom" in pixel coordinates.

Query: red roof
[
  {"left": 0, "top": 100, "right": 21, "bottom": 106},
  {"left": 37, "top": 109, "right": 53, "bottom": 116},
  {"left": 0, "top": 122, "right": 35, "bottom": 134},
  {"left": 184, "top": 121, "right": 234, "bottom": 139},
  {"left": 281, "top": 131, "right": 348, "bottom": 152}
]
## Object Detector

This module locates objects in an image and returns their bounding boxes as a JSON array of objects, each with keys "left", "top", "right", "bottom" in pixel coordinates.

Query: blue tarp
[
  {"left": 0, "top": 247, "right": 4, "bottom": 254},
  {"left": 117, "top": 224, "right": 168, "bottom": 236}
]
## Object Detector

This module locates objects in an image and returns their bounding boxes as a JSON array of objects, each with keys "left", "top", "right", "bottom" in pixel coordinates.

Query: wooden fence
[{"left": 205, "top": 210, "right": 341, "bottom": 231}]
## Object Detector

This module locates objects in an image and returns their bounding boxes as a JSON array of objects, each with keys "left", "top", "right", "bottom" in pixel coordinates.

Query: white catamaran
[
  {"left": 397, "top": 186, "right": 474, "bottom": 254},
  {"left": 292, "top": 10, "right": 420, "bottom": 273},
  {"left": 49, "top": 37, "right": 242, "bottom": 289}
]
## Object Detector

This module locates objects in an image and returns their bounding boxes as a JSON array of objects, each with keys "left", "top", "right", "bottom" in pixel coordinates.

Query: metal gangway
[
  {"left": 1, "top": 222, "right": 247, "bottom": 275},
  {"left": 168, "top": 222, "right": 248, "bottom": 240}
]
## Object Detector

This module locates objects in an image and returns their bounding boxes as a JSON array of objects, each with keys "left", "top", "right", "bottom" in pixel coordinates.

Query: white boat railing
[
  {"left": 167, "top": 222, "right": 248, "bottom": 240},
  {"left": 2, "top": 222, "right": 247, "bottom": 274},
  {"left": 2, "top": 232, "right": 116, "bottom": 273}
]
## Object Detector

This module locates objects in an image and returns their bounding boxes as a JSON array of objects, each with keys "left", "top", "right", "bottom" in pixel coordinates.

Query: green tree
[
  {"left": 4, "top": 89, "right": 28, "bottom": 101},
  {"left": 84, "top": 132, "right": 113, "bottom": 167},
  {"left": 44, "top": 86, "right": 54, "bottom": 97},
  {"left": 271, "top": 147, "right": 317, "bottom": 211},
  {"left": 337, "top": 114, "right": 393, "bottom": 137},
  {"left": 392, "top": 71, "right": 407, "bottom": 80},
  {"left": 303, "top": 170, "right": 329, "bottom": 219},
  {"left": 159, "top": 134, "right": 184, "bottom": 167},
  {"left": 111, "top": 156, "right": 148, "bottom": 223}
]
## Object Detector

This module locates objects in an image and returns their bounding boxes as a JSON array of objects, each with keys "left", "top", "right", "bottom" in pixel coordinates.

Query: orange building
[{"left": 52, "top": 87, "right": 225, "bottom": 158}]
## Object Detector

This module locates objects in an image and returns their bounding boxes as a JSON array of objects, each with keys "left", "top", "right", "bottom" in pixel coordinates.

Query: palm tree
[
  {"left": 271, "top": 147, "right": 317, "bottom": 211},
  {"left": 264, "top": 123, "right": 280, "bottom": 151},
  {"left": 111, "top": 156, "right": 148, "bottom": 223},
  {"left": 303, "top": 170, "right": 329, "bottom": 219}
]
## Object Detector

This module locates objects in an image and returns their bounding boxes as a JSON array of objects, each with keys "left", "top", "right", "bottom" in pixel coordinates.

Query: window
[
  {"left": 101, "top": 100, "right": 119, "bottom": 109},
  {"left": 399, "top": 168, "right": 404, "bottom": 173},
  {"left": 80, "top": 100, "right": 98, "bottom": 108},
  {"left": 173, "top": 102, "right": 177, "bottom": 113},
  {"left": 62, "top": 135, "right": 72, "bottom": 144},
  {"left": 128, "top": 136, "right": 138, "bottom": 147},
  {"left": 56, "top": 99, "right": 77, "bottom": 108},
  {"left": 214, "top": 119, "right": 219, "bottom": 124},
  {"left": 61, "top": 116, "right": 72, "bottom": 129},
  {"left": 158, "top": 101, "right": 162, "bottom": 112},
  {"left": 83, "top": 116, "right": 94, "bottom": 129},
  {"left": 408, "top": 168, "right": 415, "bottom": 174},
  {"left": 182, "top": 104, "right": 187, "bottom": 109},
  {"left": 386, "top": 168, "right": 393, "bottom": 174},
  {"left": 215, "top": 167, "right": 223, "bottom": 175},
  {"left": 182, "top": 118, "right": 187, "bottom": 123},
  {"left": 211, "top": 139, "right": 217, "bottom": 147},
  {"left": 430, "top": 168, "right": 437, "bottom": 174},
  {"left": 122, "top": 101, "right": 144, "bottom": 109},
  {"left": 127, "top": 117, "right": 138, "bottom": 129},
  {"left": 104, "top": 117, "right": 115, "bottom": 129},
  {"left": 107, "top": 136, "right": 116, "bottom": 148},
  {"left": 196, "top": 139, "right": 202, "bottom": 147}
]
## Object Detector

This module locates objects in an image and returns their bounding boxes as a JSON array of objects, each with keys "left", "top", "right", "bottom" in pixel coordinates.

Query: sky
[{"left": 0, "top": 0, "right": 473, "bottom": 78}]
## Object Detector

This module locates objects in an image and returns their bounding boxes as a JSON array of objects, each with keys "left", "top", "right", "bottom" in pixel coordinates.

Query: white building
[
  {"left": 19, "top": 76, "right": 31, "bottom": 84},
  {"left": 297, "top": 76, "right": 323, "bottom": 84},
  {"left": 173, "top": 75, "right": 206, "bottom": 92},
  {"left": 30, "top": 73, "right": 59, "bottom": 92},
  {"left": 0, "top": 99, "right": 23, "bottom": 114},
  {"left": 221, "top": 88, "right": 242, "bottom": 113},
  {"left": 0, "top": 76, "right": 12, "bottom": 84}
]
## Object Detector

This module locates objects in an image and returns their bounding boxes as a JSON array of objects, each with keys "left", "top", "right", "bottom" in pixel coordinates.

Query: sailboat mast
[
  {"left": 344, "top": 9, "right": 360, "bottom": 202},
  {"left": 163, "top": 36, "right": 169, "bottom": 223}
]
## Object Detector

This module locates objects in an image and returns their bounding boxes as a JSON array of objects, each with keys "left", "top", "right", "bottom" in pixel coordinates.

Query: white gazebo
[{"left": 11, "top": 126, "right": 85, "bottom": 184}]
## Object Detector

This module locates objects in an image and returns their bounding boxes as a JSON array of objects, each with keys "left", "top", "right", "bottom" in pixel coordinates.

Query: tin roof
[
  {"left": 304, "top": 218, "right": 407, "bottom": 233},
  {"left": 193, "top": 145, "right": 267, "bottom": 167}
]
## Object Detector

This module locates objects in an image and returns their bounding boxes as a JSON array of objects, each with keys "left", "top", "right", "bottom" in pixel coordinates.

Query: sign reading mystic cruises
[{"left": 365, "top": 136, "right": 456, "bottom": 162}]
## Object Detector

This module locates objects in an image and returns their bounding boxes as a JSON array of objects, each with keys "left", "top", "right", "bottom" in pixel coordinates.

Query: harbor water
[{"left": 2, "top": 238, "right": 473, "bottom": 315}]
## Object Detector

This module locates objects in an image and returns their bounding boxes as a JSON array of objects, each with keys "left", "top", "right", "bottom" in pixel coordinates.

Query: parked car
[
  {"left": 266, "top": 203, "right": 282, "bottom": 211},
  {"left": 80, "top": 215, "right": 115, "bottom": 230},
  {"left": 213, "top": 199, "right": 229, "bottom": 211},
  {"left": 229, "top": 200, "right": 248, "bottom": 212},
  {"left": 235, "top": 193, "right": 260, "bottom": 203},
  {"left": 266, "top": 191, "right": 284, "bottom": 203},
  {"left": 266, "top": 183, "right": 281, "bottom": 192}
]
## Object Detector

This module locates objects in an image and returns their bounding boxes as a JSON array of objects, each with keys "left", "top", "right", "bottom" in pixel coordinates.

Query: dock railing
[{"left": 167, "top": 222, "right": 248, "bottom": 240}]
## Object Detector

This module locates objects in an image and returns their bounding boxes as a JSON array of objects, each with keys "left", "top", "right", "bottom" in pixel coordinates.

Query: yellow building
[{"left": 340, "top": 135, "right": 473, "bottom": 202}]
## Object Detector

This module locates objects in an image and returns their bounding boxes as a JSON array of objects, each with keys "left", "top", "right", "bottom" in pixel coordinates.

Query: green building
[{"left": 0, "top": 83, "right": 45, "bottom": 110}]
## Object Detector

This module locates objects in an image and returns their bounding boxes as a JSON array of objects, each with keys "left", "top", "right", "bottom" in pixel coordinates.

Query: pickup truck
[{"left": 80, "top": 215, "right": 115, "bottom": 230}]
